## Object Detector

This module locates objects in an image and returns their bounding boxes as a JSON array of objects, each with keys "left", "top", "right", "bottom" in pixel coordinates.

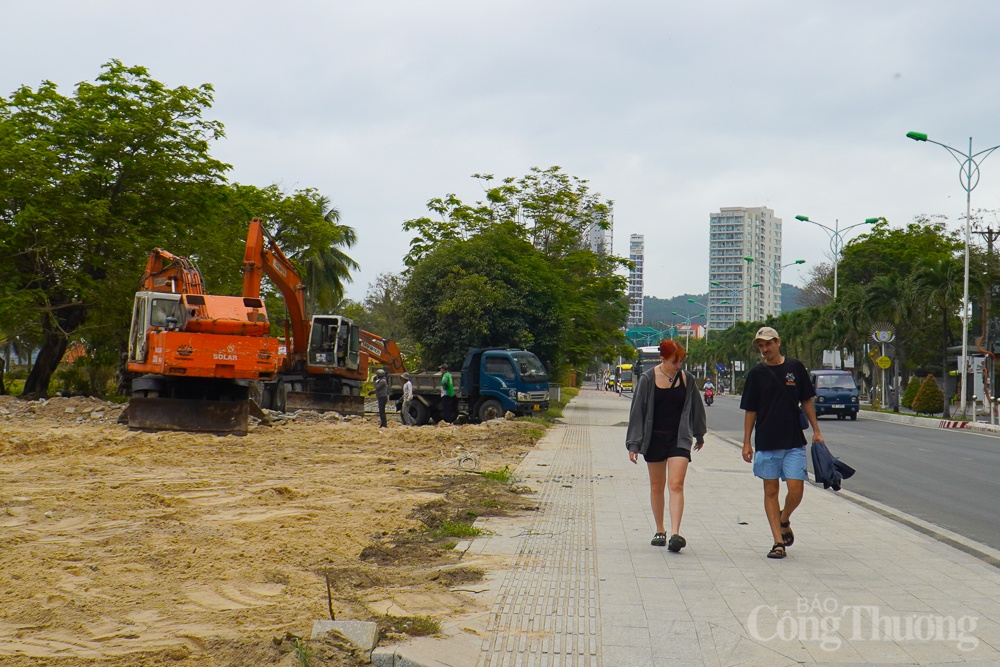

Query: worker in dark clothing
[{"left": 373, "top": 369, "right": 389, "bottom": 428}]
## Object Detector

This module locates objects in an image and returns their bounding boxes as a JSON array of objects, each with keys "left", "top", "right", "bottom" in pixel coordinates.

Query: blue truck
[
  {"left": 809, "top": 369, "right": 860, "bottom": 420},
  {"left": 388, "top": 347, "right": 550, "bottom": 425}
]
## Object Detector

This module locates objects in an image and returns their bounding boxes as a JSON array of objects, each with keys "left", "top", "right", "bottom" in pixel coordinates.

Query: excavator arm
[
  {"left": 242, "top": 218, "right": 311, "bottom": 364},
  {"left": 141, "top": 248, "right": 206, "bottom": 295},
  {"left": 359, "top": 330, "right": 406, "bottom": 375}
]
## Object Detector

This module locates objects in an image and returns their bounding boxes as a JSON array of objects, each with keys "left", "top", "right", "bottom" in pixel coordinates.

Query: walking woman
[{"left": 625, "top": 340, "right": 707, "bottom": 552}]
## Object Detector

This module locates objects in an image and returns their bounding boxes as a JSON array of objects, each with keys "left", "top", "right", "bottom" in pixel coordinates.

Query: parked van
[{"left": 810, "top": 369, "right": 859, "bottom": 420}]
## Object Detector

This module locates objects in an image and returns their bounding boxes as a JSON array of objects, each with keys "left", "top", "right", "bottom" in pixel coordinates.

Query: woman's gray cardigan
[{"left": 625, "top": 368, "right": 707, "bottom": 455}]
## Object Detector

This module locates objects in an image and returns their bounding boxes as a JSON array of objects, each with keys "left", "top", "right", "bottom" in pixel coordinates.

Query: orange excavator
[
  {"left": 242, "top": 218, "right": 374, "bottom": 414},
  {"left": 123, "top": 247, "right": 280, "bottom": 434},
  {"left": 123, "top": 219, "right": 406, "bottom": 433}
]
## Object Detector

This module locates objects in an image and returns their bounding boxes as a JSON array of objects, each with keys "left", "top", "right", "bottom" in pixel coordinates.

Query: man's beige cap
[{"left": 754, "top": 326, "right": 780, "bottom": 342}]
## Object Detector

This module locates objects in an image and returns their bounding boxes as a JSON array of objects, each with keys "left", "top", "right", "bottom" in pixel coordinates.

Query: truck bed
[{"left": 388, "top": 373, "right": 462, "bottom": 397}]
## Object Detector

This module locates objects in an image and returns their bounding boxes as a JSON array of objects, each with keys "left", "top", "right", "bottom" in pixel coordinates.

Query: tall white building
[
  {"left": 628, "top": 234, "right": 644, "bottom": 327},
  {"left": 588, "top": 205, "right": 614, "bottom": 255},
  {"left": 707, "top": 207, "right": 782, "bottom": 331}
]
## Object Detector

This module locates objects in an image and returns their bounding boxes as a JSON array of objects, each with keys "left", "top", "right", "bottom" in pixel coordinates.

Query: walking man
[
  {"left": 400, "top": 372, "right": 413, "bottom": 425},
  {"left": 740, "top": 327, "right": 823, "bottom": 559}
]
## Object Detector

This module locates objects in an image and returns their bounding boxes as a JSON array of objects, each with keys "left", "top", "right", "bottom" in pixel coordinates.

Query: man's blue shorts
[{"left": 752, "top": 446, "right": 808, "bottom": 481}]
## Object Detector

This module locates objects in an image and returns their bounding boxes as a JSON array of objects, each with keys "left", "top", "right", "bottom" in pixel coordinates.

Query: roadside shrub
[
  {"left": 900, "top": 376, "right": 921, "bottom": 409},
  {"left": 911, "top": 374, "right": 944, "bottom": 415}
]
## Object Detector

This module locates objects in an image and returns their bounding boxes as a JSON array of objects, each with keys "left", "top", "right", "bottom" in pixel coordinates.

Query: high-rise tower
[
  {"left": 628, "top": 234, "right": 644, "bottom": 327},
  {"left": 707, "top": 207, "right": 782, "bottom": 331}
]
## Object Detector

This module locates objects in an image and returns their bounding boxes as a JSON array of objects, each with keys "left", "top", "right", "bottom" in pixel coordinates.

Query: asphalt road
[{"left": 704, "top": 392, "right": 1000, "bottom": 553}]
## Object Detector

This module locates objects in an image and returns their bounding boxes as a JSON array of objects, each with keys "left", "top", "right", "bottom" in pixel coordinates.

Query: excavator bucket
[
  {"left": 284, "top": 391, "right": 365, "bottom": 416},
  {"left": 125, "top": 397, "right": 253, "bottom": 435}
]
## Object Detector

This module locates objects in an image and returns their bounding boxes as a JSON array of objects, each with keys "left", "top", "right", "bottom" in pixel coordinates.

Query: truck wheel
[
  {"left": 276, "top": 381, "right": 290, "bottom": 413},
  {"left": 409, "top": 401, "right": 430, "bottom": 426},
  {"left": 850, "top": 413, "right": 857, "bottom": 421},
  {"left": 478, "top": 399, "right": 504, "bottom": 422},
  {"left": 258, "top": 384, "right": 274, "bottom": 410}
]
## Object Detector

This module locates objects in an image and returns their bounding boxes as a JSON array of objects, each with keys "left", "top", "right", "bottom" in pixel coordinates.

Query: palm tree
[
  {"left": 864, "top": 274, "right": 919, "bottom": 410},
  {"left": 911, "top": 256, "right": 964, "bottom": 417},
  {"left": 298, "top": 198, "right": 360, "bottom": 314}
]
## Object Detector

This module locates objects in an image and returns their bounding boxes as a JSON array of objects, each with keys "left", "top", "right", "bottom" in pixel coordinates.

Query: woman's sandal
[
  {"left": 780, "top": 521, "right": 794, "bottom": 547},
  {"left": 651, "top": 532, "right": 667, "bottom": 547},
  {"left": 767, "top": 542, "right": 786, "bottom": 559},
  {"left": 667, "top": 534, "right": 686, "bottom": 552}
]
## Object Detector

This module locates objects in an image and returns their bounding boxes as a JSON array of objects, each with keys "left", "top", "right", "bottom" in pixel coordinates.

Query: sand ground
[{"left": 0, "top": 395, "right": 541, "bottom": 666}]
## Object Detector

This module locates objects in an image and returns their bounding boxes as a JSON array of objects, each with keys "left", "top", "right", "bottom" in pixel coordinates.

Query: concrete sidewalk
[{"left": 373, "top": 389, "right": 1000, "bottom": 666}]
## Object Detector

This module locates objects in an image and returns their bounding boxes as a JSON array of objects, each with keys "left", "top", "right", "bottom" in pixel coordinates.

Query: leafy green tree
[
  {"left": 402, "top": 167, "right": 614, "bottom": 268},
  {"left": 838, "top": 216, "right": 960, "bottom": 289},
  {"left": 0, "top": 60, "right": 229, "bottom": 397},
  {"left": 400, "top": 167, "right": 629, "bottom": 377},
  {"left": 0, "top": 63, "right": 359, "bottom": 398},
  {"left": 400, "top": 227, "right": 564, "bottom": 370}
]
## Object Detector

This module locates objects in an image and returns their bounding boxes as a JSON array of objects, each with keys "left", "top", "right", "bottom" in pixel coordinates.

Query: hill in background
[{"left": 642, "top": 284, "right": 803, "bottom": 326}]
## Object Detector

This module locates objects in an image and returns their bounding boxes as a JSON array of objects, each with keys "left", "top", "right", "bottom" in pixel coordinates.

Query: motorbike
[{"left": 703, "top": 388, "right": 714, "bottom": 406}]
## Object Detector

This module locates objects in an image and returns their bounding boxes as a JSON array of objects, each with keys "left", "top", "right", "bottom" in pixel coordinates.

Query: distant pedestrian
[
  {"left": 373, "top": 369, "right": 389, "bottom": 428},
  {"left": 625, "top": 340, "right": 706, "bottom": 552},
  {"left": 401, "top": 373, "right": 414, "bottom": 425},
  {"left": 740, "top": 326, "right": 823, "bottom": 559},
  {"left": 439, "top": 364, "right": 457, "bottom": 423}
]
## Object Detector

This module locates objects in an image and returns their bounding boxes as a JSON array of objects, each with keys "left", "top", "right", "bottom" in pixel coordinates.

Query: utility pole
[{"left": 973, "top": 226, "right": 1000, "bottom": 422}]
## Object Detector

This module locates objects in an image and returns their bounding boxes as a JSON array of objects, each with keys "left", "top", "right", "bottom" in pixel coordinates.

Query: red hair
[{"left": 658, "top": 339, "right": 686, "bottom": 362}]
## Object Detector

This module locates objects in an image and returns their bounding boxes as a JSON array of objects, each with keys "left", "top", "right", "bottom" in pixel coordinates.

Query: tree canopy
[
  {"left": 0, "top": 62, "right": 357, "bottom": 396},
  {"left": 400, "top": 167, "right": 630, "bottom": 375},
  {"left": 401, "top": 227, "right": 565, "bottom": 370}
]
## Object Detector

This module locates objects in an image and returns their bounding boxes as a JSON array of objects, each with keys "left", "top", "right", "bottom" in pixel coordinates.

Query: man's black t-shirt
[{"left": 740, "top": 358, "right": 816, "bottom": 451}]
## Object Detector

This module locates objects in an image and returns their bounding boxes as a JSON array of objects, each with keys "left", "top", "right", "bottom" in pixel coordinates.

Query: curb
[{"left": 859, "top": 406, "right": 1000, "bottom": 433}]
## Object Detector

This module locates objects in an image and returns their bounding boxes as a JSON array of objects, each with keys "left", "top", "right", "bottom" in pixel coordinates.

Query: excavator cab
[
  {"left": 127, "top": 292, "right": 184, "bottom": 363},
  {"left": 307, "top": 315, "right": 360, "bottom": 372}
]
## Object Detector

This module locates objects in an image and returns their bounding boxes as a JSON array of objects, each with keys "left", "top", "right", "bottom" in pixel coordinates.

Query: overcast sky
[{"left": 6, "top": 1, "right": 1000, "bottom": 302}]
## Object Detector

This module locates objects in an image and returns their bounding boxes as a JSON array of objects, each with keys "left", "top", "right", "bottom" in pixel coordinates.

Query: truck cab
[
  {"left": 810, "top": 369, "right": 859, "bottom": 420},
  {"left": 462, "top": 348, "right": 550, "bottom": 421}
]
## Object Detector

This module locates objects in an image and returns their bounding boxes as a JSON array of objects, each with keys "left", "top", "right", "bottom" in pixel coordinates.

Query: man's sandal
[
  {"left": 767, "top": 542, "right": 786, "bottom": 559},
  {"left": 651, "top": 532, "right": 667, "bottom": 547},
  {"left": 780, "top": 521, "right": 794, "bottom": 547}
]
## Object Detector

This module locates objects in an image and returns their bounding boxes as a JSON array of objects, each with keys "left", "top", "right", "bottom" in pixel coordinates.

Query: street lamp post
[
  {"left": 907, "top": 131, "right": 1000, "bottom": 418},
  {"left": 710, "top": 281, "right": 762, "bottom": 326},
  {"left": 793, "top": 215, "right": 879, "bottom": 299},
  {"left": 671, "top": 311, "right": 705, "bottom": 348},
  {"left": 687, "top": 298, "right": 718, "bottom": 342},
  {"left": 743, "top": 257, "right": 806, "bottom": 311}
]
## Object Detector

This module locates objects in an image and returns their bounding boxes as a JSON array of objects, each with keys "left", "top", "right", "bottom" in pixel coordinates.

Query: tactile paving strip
[{"left": 479, "top": 408, "right": 600, "bottom": 667}]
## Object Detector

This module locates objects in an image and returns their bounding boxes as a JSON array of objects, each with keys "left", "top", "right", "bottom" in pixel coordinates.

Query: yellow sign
[{"left": 876, "top": 355, "right": 892, "bottom": 369}]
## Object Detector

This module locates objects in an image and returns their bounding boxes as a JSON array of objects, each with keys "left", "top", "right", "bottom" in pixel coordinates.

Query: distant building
[
  {"left": 588, "top": 204, "right": 614, "bottom": 255},
  {"left": 628, "top": 234, "right": 644, "bottom": 327},
  {"left": 707, "top": 206, "right": 782, "bottom": 331}
]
